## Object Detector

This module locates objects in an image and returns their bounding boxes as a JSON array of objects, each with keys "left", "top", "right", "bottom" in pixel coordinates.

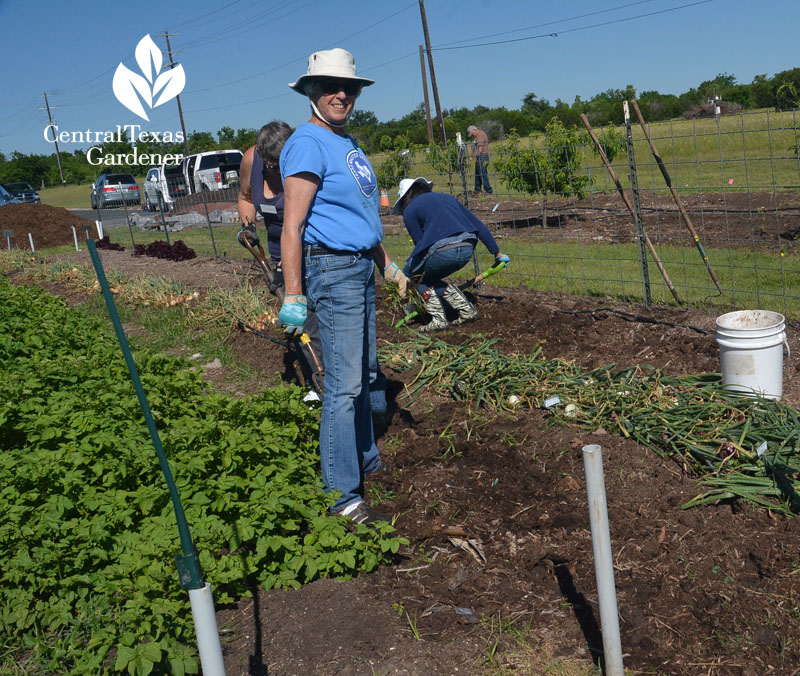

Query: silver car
[{"left": 91, "top": 173, "right": 141, "bottom": 209}]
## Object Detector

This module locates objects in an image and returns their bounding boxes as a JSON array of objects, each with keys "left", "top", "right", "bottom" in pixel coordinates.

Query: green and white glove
[
  {"left": 383, "top": 262, "right": 409, "bottom": 298},
  {"left": 278, "top": 294, "right": 307, "bottom": 336}
]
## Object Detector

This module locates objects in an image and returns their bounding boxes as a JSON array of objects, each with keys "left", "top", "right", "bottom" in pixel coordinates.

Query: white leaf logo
[
  {"left": 113, "top": 34, "right": 186, "bottom": 121},
  {"left": 135, "top": 34, "right": 161, "bottom": 83}
]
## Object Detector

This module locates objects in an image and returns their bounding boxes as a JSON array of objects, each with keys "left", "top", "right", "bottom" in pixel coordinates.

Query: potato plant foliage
[{"left": 0, "top": 276, "right": 404, "bottom": 675}]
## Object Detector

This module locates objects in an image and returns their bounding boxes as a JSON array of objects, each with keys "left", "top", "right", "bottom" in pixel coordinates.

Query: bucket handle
[{"left": 785, "top": 336, "right": 791, "bottom": 359}]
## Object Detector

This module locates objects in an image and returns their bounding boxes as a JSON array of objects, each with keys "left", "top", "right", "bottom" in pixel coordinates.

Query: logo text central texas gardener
[{"left": 113, "top": 34, "right": 186, "bottom": 122}]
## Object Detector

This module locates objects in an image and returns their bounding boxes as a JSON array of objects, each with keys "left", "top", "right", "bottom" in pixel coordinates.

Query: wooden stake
[
  {"left": 629, "top": 100, "right": 722, "bottom": 293},
  {"left": 580, "top": 114, "right": 682, "bottom": 304}
]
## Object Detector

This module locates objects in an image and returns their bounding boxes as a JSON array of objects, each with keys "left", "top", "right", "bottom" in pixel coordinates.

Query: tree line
[{"left": 2, "top": 67, "right": 799, "bottom": 189}]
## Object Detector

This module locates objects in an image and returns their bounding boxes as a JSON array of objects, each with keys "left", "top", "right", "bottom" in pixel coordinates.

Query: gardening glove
[
  {"left": 278, "top": 294, "right": 307, "bottom": 336},
  {"left": 383, "top": 262, "right": 409, "bottom": 298},
  {"left": 268, "top": 262, "right": 284, "bottom": 295},
  {"left": 495, "top": 252, "right": 510, "bottom": 266},
  {"left": 238, "top": 221, "right": 259, "bottom": 248}
]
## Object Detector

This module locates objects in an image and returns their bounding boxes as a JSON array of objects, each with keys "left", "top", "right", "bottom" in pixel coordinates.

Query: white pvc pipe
[
  {"left": 28, "top": 233, "right": 35, "bottom": 252},
  {"left": 72, "top": 226, "right": 80, "bottom": 251},
  {"left": 582, "top": 444, "right": 624, "bottom": 676},
  {"left": 188, "top": 582, "right": 226, "bottom": 676}
]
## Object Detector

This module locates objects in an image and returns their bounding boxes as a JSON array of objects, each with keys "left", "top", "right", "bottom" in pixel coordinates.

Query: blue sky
[{"left": 2, "top": 0, "right": 798, "bottom": 156}]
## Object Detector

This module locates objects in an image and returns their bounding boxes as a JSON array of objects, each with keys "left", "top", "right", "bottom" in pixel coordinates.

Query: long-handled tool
[
  {"left": 395, "top": 259, "right": 508, "bottom": 329},
  {"left": 629, "top": 99, "right": 722, "bottom": 294},
  {"left": 237, "top": 222, "right": 325, "bottom": 394},
  {"left": 580, "top": 113, "right": 683, "bottom": 304}
]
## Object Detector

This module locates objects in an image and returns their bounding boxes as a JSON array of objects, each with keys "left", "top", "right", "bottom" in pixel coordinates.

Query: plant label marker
[
  {"left": 83, "top": 226, "right": 92, "bottom": 242},
  {"left": 27, "top": 233, "right": 35, "bottom": 252},
  {"left": 544, "top": 395, "right": 561, "bottom": 409},
  {"left": 3, "top": 229, "right": 12, "bottom": 250},
  {"left": 95, "top": 220, "right": 104, "bottom": 239},
  {"left": 757, "top": 441, "right": 768, "bottom": 458},
  {"left": 72, "top": 226, "right": 80, "bottom": 251}
]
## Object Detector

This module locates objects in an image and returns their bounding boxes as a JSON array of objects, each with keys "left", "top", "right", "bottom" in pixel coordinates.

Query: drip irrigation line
[{"left": 552, "top": 307, "right": 712, "bottom": 335}]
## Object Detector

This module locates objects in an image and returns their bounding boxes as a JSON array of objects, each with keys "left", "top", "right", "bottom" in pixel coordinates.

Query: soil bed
[{"left": 8, "top": 221, "right": 800, "bottom": 675}]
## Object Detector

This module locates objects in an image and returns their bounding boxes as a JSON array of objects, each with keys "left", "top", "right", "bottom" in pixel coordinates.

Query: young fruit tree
[{"left": 494, "top": 117, "right": 591, "bottom": 227}]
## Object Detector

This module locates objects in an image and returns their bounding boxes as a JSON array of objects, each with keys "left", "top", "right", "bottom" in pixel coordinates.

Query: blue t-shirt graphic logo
[{"left": 346, "top": 149, "right": 377, "bottom": 197}]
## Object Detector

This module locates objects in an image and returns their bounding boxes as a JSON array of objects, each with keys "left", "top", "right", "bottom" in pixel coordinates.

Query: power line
[
  {"left": 434, "top": 0, "right": 714, "bottom": 51},
  {"left": 178, "top": 0, "right": 315, "bottom": 51},
  {"left": 186, "top": 1, "right": 416, "bottom": 95},
  {"left": 434, "top": 0, "right": 661, "bottom": 48},
  {"left": 171, "top": 0, "right": 245, "bottom": 30}
]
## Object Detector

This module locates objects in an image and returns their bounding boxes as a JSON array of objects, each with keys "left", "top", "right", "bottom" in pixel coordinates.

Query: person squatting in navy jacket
[{"left": 393, "top": 176, "right": 510, "bottom": 332}]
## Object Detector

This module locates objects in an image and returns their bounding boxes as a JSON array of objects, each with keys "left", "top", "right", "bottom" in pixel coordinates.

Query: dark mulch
[
  {"left": 6, "top": 200, "right": 800, "bottom": 675},
  {"left": 0, "top": 203, "right": 94, "bottom": 249}
]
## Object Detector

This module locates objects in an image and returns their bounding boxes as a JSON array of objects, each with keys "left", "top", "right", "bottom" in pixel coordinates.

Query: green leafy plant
[
  {"left": 0, "top": 277, "right": 406, "bottom": 675},
  {"left": 494, "top": 118, "right": 591, "bottom": 226},
  {"left": 376, "top": 134, "right": 414, "bottom": 190}
]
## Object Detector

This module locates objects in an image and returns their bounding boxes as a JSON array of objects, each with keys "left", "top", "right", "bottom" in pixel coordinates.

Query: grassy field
[
  {"left": 373, "top": 108, "right": 800, "bottom": 200},
  {"left": 39, "top": 183, "right": 94, "bottom": 209},
  {"left": 39, "top": 173, "right": 147, "bottom": 209},
  {"left": 38, "top": 220, "right": 800, "bottom": 320},
  {"left": 380, "top": 230, "right": 800, "bottom": 318}
]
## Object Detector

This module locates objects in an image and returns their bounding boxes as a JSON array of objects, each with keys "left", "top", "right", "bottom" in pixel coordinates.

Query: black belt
[{"left": 306, "top": 243, "right": 369, "bottom": 257}]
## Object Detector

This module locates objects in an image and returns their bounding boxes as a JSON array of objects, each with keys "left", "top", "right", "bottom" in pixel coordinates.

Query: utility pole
[
  {"left": 419, "top": 45, "right": 434, "bottom": 147},
  {"left": 156, "top": 30, "right": 190, "bottom": 156},
  {"left": 42, "top": 93, "right": 66, "bottom": 187},
  {"left": 418, "top": 0, "right": 446, "bottom": 145}
]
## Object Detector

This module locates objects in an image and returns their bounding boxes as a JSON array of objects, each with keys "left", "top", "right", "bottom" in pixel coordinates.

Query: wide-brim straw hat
[
  {"left": 393, "top": 177, "right": 433, "bottom": 214},
  {"left": 289, "top": 48, "right": 375, "bottom": 95}
]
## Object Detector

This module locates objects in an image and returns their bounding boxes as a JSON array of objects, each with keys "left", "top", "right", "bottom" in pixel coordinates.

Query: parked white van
[
  {"left": 143, "top": 162, "right": 188, "bottom": 211},
  {"left": 181, "top": 150, "right": 243, "bottom": 194}
]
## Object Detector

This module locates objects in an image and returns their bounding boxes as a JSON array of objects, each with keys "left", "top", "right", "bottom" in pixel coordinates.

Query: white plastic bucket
[{"left": 715, "top": 310, "right": 789, "bottom": 400}]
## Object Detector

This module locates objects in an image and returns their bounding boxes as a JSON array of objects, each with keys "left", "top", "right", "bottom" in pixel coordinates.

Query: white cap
[{"left": 393, "top": 177, "right": 433, "bottom": 214}]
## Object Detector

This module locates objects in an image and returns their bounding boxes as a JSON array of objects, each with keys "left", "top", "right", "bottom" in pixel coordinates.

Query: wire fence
[
  {"left": 82, "top": 107, "right": 800, "bottom": 320},
  {"left": 379, "top": 108, "right": 800, "bottom": 320}
]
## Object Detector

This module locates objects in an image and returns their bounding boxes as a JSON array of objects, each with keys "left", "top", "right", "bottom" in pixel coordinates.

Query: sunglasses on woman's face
[{"left": 317, "top": 78, "right": 361, "bottom": 97}]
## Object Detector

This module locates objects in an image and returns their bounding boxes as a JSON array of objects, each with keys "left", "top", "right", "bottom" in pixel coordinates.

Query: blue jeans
[
  {"left": 405, "top": 244, "right": 476, "bottom": 296},
  {"left": 474, "top": 154, "right": 493, "bottom": 194},
  {"left": 305, "top": 251, "right": 381, "bottom": 512}
]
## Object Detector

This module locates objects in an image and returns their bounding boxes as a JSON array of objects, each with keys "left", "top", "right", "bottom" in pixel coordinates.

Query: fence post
[
  {"left": 198, "top": 188, "right": 219, "bottom": 258},
  {"left": 157, "top": 191, "right": 171, "bottom": 246},
  {"left": 623, "top": 101, "right": 651, "bottom": 306},
  {"left": 456, "top": 132, "right": 481, "bottom": 284}
]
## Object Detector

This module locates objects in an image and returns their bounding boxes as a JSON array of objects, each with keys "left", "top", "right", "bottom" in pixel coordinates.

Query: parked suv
[
  {"left": 143, "top": 163, "right": 188, "bottom": 211},
  {"left": 2, "top": 182, "right": 40, "bottom": 203},
  {"left": 91, "top": 173, "right": 141, "bottom": 209},
  {"left": 182, "top": 150, "right": 242, "bottom": 194}
]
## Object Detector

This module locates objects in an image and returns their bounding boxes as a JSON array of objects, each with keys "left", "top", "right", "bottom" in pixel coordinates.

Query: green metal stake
[
  {"left": 624, "top": 101, "right": 652, "bottom": 307},
  {"left": 157, "top": 192, "right": 172, "bottom": 246},
  {"left": 86, "top": 239, "right": 203, "bottom": 591}
]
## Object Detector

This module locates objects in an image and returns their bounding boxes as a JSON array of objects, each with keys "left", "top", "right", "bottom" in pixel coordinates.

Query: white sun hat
[
  {"left": 393, "top": 177, "right": 433, "bottom": 214},
  {"left": 289, "top": 48, "right": 375, "bottom": 95}
]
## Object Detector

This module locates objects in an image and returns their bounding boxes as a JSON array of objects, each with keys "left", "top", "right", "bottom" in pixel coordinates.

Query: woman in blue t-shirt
[
  {"left": 238, "top": 121, "right": 389, "bottom": 413},
  {"left": 278, "top": 48, "right": 409, "bottom": 525}
]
